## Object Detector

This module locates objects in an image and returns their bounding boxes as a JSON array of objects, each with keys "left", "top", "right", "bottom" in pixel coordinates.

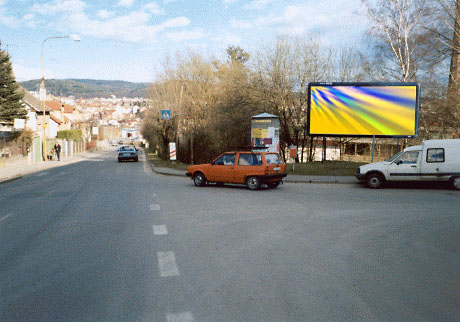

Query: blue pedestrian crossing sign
[{"left": 161, "top": 109, "right": 171, "bottom": 120}]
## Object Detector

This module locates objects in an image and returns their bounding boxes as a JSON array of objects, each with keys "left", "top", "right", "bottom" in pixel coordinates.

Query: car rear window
[
  {"left": 238, "top": 153, "right": 262, "bottom": 166},
  {"left": 265, "top": 153, "right": 283, "bottom": 165}
]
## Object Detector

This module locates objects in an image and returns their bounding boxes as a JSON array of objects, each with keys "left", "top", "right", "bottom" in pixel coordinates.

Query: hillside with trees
[{"left": 20, "top": 79, "right": 150, "bottom": 98}]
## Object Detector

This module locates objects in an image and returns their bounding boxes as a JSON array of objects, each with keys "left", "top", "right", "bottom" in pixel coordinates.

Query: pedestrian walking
[{"left": 54, "top": 142, "right": 61, "bottom": 161}]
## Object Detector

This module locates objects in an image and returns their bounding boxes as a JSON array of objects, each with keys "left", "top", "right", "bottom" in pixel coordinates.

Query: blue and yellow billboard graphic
[{"left": 308, "top": 83, "right": 420, "bottom": 137}]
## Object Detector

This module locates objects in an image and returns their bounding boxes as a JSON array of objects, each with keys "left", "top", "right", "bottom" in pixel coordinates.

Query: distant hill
[{"left": 20, "top": 79, "right": 151, "bottom": 99}]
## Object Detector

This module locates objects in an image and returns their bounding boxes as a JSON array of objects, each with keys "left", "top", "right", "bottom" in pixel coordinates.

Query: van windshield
[{"left": 386, "top": 151, "right": 403, "bottom": 162}]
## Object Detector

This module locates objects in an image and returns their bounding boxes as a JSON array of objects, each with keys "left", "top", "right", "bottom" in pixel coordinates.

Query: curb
[
  {"left": 148, "top": 162, "right": 185, "bottom": 177},
  {"left": 0, "top": 175, "right": 24, "bottom": 185},
  {"left": 284, "top": 179, "right": 356, "bottom": 184},
  {"left": 146, "top": 161, "right": 357, "bottom": 184}
]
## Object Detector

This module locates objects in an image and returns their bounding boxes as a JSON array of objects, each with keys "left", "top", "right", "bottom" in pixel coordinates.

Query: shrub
[{"left": 56, "top": 129, "right": 83, "bottom": 141}]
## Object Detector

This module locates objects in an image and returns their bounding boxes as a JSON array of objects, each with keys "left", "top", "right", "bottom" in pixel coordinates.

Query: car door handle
[{"left": 411, "top": 165, "right": 417, "bottom": 168}]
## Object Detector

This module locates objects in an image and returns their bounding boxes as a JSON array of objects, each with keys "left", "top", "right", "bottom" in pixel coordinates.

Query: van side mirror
[{"left": 396, "top": 160, "right": 402, "bottom": 165}]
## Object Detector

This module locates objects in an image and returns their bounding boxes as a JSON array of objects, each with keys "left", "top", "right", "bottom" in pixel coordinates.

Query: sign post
[
  {"left": 289, "top": 145, "right": 297, "bottom": 172},
  {"left": 169, "top": 142, "right": 176, "bottom": 161}
]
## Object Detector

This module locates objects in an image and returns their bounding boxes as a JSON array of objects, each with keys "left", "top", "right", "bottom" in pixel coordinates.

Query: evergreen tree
[{"left": 0, "top": 43, "right": 26, "bottom": 125}]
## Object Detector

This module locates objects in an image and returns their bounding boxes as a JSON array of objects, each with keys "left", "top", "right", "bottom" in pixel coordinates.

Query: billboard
[{"left": 308, "top": 82, "right": 420, "bottom": 137}]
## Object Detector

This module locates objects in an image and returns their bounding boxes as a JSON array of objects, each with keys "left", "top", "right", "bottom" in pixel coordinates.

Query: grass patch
[
  {"left": 146, "top": 151, "right": 189, "bottom": 171},
  {"left": 146, "top": 148, "right": 366, "bottom": 176},
  {"left": 286, "top": 161, "right": 366, "bottom": 176}
]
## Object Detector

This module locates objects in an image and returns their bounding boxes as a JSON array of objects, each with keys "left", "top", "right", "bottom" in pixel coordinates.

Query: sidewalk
[
  {"left": 148, "top": 163, "right": 357, "bottom": 184},
  {"left": 0, "top": 150, "right": 105, "bottom": 184}
]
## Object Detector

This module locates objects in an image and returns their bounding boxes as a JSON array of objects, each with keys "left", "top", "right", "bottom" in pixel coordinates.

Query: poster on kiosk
[{"left": 251, "top": 113, "right": 280, "bottom": 153}]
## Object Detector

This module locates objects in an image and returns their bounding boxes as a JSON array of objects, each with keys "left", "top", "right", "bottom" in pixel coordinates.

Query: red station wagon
[{"left": 186, "top": 151, "right": 287, "bottom": 190}]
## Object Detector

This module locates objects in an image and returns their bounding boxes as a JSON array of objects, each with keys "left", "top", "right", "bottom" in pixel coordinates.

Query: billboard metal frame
[{"left": 307, "top": 82, "right": 421, "bottom": 138}]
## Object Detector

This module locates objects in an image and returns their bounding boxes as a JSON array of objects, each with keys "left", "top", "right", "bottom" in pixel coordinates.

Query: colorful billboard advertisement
[{"left": 308, "top": 82, "right": 420, "bottom": 137}]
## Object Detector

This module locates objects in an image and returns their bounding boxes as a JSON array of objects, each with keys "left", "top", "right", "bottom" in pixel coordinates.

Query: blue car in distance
[{"left": 118, "top": 145, "right": 139, "bottom": 162}]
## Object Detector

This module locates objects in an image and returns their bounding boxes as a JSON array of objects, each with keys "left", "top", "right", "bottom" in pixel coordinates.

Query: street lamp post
[{"left": 40, "top": 34, "right": 80, "bottom": 161}]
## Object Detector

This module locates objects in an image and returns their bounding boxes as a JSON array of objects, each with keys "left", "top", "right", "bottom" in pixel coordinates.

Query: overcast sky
[{"left": 0, "top": 0, "right": 370, "bottom": 83}]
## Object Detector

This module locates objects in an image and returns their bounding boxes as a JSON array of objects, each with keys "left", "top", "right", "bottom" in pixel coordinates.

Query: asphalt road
[{"left": 1, "top": 149, "right": 459, "bottom": 322}]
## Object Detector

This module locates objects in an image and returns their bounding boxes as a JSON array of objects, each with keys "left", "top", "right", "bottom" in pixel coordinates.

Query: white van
[{"left": 356, "top": 139, "right": 460, "bottom": 190}]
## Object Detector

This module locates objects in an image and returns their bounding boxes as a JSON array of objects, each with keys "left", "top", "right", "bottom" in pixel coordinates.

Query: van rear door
[{"left": 420, "top": 147, "right": 447, "bottom": 181}]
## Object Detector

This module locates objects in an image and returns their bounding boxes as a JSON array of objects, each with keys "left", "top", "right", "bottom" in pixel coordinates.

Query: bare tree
[
  {"left": 407, "top": 0, "right": 460, "bottom": 134},
  {"left": 252, "top": 34, "right": 329, "bottom": 161},
  {"left": 363, "top": 0, "right": 430, "bottom": 82},
  {"left": 430, "top": 0, "right": 460, "bottom": 131}
]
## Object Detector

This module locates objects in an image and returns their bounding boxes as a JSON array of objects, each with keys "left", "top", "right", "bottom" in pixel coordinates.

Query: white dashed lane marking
[
  {"left": 166, "top": 312, "right": 194, "bottom": 322},
  {"left": 157, "top": 251, "right": 180, "bottom": 277},
  {"left": 0, "top": 213, "right": 14, "bottom": 223},
  {"left": 150, "top": 204, "right": 161, "bottom": 211},
  {"left": 149, "top": 193, "right": 192, "bottom": 319},
  {"left": 153, "top": 225, "right": 168, "bottom": 235}
]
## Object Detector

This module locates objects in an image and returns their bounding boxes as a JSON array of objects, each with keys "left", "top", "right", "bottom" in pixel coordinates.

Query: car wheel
[
  {"left": 246, "top": 176, "right": 261, "bottom": 190},
  {"left": 451, "top": 176, "right": 460, "bottom": 190},
  {"left": 267, "top": 181, "right": 280, "bottom": 189},
  {"left": 193, "top": 172, "right": 206, "bottom": 187},
  {"left": 367, "top": 173, "right": 384, "bottom": 189},
  {"left": 118, "top": 159, "right": 121, "bottom": 162},
  {"left": 135, "top": 157, "right": 139, "bottom": 162}
]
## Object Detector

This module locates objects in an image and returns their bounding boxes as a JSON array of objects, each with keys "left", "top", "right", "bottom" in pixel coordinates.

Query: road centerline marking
[
  {"left": 153, "top": 225, "right": 168, "bottom": 235},
  {"left": 157, "top": 251, "right": 179, "bottom": 277},
  {"left": 150, "top": 203, "right": 160, "bottom": 211},
  {"left": 166, "top": 312, "right": 194, "bottom": 322}
]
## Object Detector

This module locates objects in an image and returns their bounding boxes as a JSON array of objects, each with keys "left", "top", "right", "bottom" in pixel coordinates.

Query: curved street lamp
[{"left": 40, "top": 34, "right": 80, "bottom": 161}]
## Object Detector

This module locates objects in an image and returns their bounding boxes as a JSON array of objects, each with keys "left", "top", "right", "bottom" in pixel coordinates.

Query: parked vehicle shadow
[{"left": 357, "top": 181, "right": 454, "bottom": 191}]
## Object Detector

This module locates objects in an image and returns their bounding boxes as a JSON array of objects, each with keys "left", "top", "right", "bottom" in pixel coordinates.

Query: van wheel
[
  {"left": 246, "top": 176, "right": 261, "bottom": 190},
  {"left": 367, "top": 173, "right": 384, "bottom": 189},
  {"left": 451, "top": 176, "right": 460, "bottom": 190},
  {"left": 193, "top": 172, "right": 206, "bottom": 187}
]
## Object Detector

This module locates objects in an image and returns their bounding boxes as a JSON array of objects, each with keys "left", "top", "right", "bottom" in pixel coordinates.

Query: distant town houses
[
  {"left": 0, "top": 87, "right": 146, "bottom": 162},
  {"left": 18, "top": 89, "right": 147, "bottom": 139}
]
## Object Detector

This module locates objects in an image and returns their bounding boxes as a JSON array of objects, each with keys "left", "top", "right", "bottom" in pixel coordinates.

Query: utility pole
[{"left": 40, "top": 34, "right": 81, "bottom": 161}]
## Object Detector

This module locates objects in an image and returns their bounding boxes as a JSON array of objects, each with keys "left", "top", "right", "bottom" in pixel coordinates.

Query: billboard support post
[
  {"left": 322, "top": 137, "right": 326, "bottom": 162},
  {"left": 371, "top": 135, "right": 375, "bottom": 163}
]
